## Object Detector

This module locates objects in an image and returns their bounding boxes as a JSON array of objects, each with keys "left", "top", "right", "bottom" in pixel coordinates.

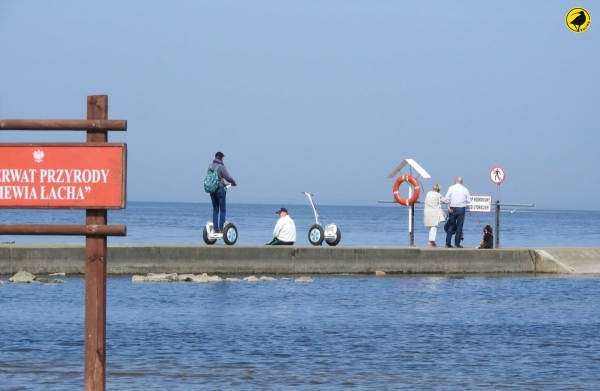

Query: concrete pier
[{"left": 1, "top": 244, "right": 599, "bottom": 276}]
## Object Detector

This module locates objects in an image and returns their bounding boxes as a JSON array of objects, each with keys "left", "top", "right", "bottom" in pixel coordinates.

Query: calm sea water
[
  {"left": 1, "top": 201, "right": 599, "bottom": 247},
  {"left": 2, "top": 203, "right": 600, "bottom": 390},
  {"left": 1, "top": 276, "right": 600, "bottom": 390}
]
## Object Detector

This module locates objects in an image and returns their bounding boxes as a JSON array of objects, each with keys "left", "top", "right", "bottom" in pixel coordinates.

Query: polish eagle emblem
[{"left": 33, "top": 150, "right": 44, "bottom": 163}]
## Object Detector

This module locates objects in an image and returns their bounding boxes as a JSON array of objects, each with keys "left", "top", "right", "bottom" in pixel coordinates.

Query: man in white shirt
[
  {"left": 267, "top": 207, "right": 296, "bottom": 245},
  {"left": 444, "top": 177, "right": 470, "bottom": 248}
]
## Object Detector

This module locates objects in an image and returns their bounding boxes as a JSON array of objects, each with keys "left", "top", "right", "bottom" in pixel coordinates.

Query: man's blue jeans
[
  {"left": 210, "top": 186, "right": 227, "bottom": 231},
  {"left": 445, "top": 206, "right": 466, "bottom": 246}
]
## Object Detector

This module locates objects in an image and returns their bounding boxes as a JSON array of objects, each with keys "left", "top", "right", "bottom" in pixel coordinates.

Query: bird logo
[
  {"left": 566, "top": 7, "right": 591, "bottom": 33},
  {"left": 33, "top": 150, "right": 44, "bottom": 163}
]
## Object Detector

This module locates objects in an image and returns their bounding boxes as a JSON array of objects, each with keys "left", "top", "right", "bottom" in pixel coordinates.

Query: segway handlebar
[{"left": 301, "top": 191, "right": 320, "bottom": 225}]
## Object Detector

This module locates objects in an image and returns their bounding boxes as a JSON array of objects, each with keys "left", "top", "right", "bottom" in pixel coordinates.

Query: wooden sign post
[
  {"left": 85, "top": 95, "right": 111, "bottom": 391},
  {"left": 0, "top": 95, "right": 127, "bottom": 391}
]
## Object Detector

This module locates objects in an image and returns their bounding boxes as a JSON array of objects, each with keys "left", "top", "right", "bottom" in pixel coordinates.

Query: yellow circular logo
[{"left": 566, "top": 7, "right": 591, "bottom": 33}]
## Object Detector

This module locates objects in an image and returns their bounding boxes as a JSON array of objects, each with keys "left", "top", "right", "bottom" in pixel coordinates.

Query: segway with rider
[{"left": 203, "top": 151, "right": 238, "bottom": 245}]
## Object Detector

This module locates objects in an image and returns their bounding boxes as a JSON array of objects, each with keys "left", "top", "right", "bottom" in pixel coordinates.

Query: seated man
[{"left": 267, "top": 207, "right": 296, "bottom": 245}]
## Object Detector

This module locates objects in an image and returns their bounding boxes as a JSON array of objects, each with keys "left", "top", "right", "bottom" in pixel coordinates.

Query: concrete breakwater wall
[{"left": 2, "top": 244, "right": 598, "bottom": 275}]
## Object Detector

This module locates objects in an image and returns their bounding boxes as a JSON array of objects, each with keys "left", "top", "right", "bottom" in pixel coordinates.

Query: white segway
[
  {"left": 302, "top": 191, "right": 341, "bottom": 246},
  {"left": 203, "top": 184, "right": 238, "bottom": 245},
  {"left": 203, "top": 221, "right": 238, "bottom": 245}
]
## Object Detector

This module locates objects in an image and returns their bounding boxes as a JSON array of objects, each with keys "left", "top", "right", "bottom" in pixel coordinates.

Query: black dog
[{"left": 478, "top": 225, "right": 493, "bottom": 249}]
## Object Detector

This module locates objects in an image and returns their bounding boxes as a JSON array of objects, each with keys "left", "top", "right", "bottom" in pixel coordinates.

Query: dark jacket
[{"left": 209, "top": 159, "right": 236, "bottom": 187}]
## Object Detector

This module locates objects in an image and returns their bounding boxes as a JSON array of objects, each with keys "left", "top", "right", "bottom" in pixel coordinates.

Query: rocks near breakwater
[
  {"left": 6, "top": 270, "right": 66, "bottom": 284},
  {"left": 0, "top": 271, "right": 316, "bottom": 284},
  {"left": 132, "top": 272, "right": 314, "bottom": 283}
]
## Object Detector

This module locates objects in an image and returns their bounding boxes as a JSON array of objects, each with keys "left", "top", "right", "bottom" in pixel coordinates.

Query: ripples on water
[{"left": 2, "top": 276, "right": 600, "bottom": 390}]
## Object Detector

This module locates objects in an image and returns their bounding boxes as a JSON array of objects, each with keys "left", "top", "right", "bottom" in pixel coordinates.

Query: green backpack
[{"left": 203, "top": 164, "right": 222, "bottom": 193}]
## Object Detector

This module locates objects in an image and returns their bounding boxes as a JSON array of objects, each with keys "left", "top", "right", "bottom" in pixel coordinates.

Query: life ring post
[
  {"left": 392, "top": 174, "right": 420, "bottom": 206},
  {"left": 386, "top": 159, "right": 430, "bottom": 247}
]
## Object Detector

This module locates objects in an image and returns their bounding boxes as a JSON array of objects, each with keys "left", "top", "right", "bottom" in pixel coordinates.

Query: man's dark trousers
[{"left": 445, "top": 207, "right": 466, "bottom": 246}]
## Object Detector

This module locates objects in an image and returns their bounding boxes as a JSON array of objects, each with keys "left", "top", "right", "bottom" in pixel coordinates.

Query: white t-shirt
[{"left": 273, "top": 215, "right": 296, "bottom": 242}]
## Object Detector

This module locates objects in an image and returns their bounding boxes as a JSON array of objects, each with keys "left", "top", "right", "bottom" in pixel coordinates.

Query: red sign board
[{"left": 0, "top": 143, "right": 126, "bottom": 209}]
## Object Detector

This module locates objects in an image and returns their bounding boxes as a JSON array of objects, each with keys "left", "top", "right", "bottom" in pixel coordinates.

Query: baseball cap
[{"left": 276, "top": 207, "right": 288, "bottom": 214}]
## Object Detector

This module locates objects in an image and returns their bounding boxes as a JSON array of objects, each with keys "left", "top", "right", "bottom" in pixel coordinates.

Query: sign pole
[
  {"left": 85, "top": 95, "right": 108, "bottom": 391},
  {"left": 410, "top": 203, "right": 415, "bottom": 246},
  {"left": 495, "top": 184, "right": 500, "bottom": 248},
  {"left": 490, "top": 166, "right": 505, "bottom": 249},
  {"left": 408, "top": 186, "right": 414, "bottom": 246}
]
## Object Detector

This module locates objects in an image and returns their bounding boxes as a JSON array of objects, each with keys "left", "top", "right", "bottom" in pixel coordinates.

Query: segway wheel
[
  {"left": 223, "top": 223, "right": 238, "bottom": 245},
  {"left": 203, "top": 226, "right": 217, "bottom": 245},
  {"left": 325, "top": 227, "right": 342, "bottom": 246},
  {"left": 308, "top": 224, "right": 324, "bottom": 246}
]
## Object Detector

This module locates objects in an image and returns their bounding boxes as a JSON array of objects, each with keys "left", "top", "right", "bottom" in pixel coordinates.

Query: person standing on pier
[
  {"left": 208, "top": 151, "right": 236, "bottom": 233},
  {"left": 444, "top": 176, "right": 470, "bottom": 248},
  {"left": 423, "top": 183, "right": 446, "bottom": 247}
]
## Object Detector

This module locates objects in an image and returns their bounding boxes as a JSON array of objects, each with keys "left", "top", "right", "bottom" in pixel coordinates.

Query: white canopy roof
[{"left": 386, "top": 158, "right": 431, "bottom": 179}]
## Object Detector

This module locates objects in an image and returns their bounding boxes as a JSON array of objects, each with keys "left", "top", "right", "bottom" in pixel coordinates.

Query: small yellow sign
[{"left": 566, "top": 7, "right": 591, "bottom": 33}]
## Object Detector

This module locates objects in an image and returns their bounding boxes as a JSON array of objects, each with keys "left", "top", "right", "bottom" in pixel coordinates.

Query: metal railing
[{"left": 495, "top": 202, "right": 534, "bottom": 248}]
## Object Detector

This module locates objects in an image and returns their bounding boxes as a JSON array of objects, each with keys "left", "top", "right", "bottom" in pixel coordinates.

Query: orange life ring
[{"left": 392, "top": 175, "right": 420, "bottom": 206}]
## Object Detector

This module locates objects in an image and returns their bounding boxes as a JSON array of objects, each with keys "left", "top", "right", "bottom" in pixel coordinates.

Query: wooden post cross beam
[
  {"left": 0, "top": 119, "right": 127, "bottom": 131},
  {"left": 0, "top": 224, "right": 126, "bottom": 236}
]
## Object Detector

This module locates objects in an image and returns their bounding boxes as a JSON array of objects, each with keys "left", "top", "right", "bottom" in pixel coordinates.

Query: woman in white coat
[{"left": 423, "top": 184, "right": 446, "bottom": 247}]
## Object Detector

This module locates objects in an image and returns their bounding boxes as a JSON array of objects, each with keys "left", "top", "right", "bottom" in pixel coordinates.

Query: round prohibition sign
[{"left": 490, "top": 166, "right": 505, "bottom": 184}]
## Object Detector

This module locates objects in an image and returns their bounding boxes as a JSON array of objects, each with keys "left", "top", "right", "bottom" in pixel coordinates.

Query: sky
[{"left": 1, "top": 1, "right": 598, "bottom": 210}]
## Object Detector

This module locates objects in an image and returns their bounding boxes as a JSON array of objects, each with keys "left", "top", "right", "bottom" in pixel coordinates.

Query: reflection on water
[{"left": 1, "top": 275, "right": 600, "bottom": 390}]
